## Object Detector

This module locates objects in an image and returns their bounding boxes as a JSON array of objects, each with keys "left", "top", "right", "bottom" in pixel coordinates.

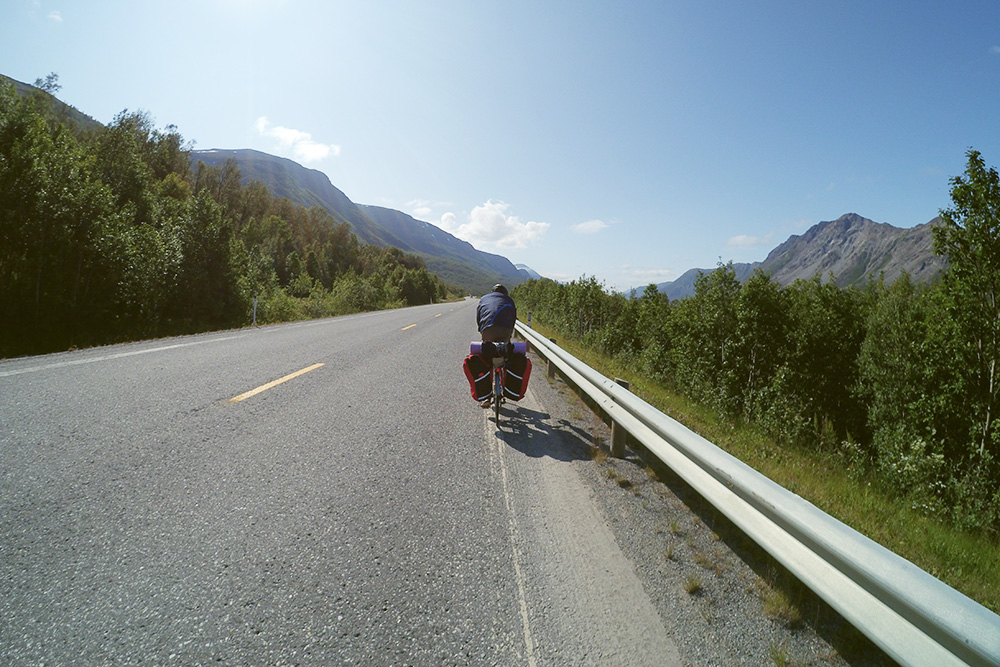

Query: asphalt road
[{"left": 0, "top": 300, "right": 680, "bottom": 666}]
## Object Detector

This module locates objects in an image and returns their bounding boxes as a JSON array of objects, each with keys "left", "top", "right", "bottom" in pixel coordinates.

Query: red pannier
[
  {"left": 501, "top": 353, "right": 531, "bottom": 401},
  {"left": 463, "top": 354, "right": 493, "bottom": 403},
  {"left": 463, "top": 351, "right": 532, "bottom": 403}
]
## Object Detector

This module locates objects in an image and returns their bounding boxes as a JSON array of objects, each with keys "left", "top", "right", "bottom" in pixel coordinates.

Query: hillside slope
[
  {"left": 359, "top": 205, "right": 525, "bottom": 294},
  {"left": 191, "top": 149, "right": 525, "bottom": 294},
  {"left": 761, "top": 213, "right": 944, "bottom": 286},
  {"left": 192, "top": 149, "right": 407, "bottom": 248},
  {"left": 2, "top": 73, "right": 102, "bottom": 135}
]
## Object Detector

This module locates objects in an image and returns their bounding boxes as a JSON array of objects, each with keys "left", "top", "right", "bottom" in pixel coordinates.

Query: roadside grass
[
  {"left": 768, "top": 641, "right": 797, "bottom": 667},
  {"left": 761, "top": 585, "right": 803, "bottom": 627},
  {"left": 530, "top": 323, "right": 1000, "bottom": 613},
  {"left": 587, "top": 443, "right": 608, "bottom": 464}
]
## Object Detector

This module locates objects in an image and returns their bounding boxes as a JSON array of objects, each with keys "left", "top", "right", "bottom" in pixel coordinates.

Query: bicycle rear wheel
[{"left": 493, "top": 366, "right": 502, "bottom": 425}]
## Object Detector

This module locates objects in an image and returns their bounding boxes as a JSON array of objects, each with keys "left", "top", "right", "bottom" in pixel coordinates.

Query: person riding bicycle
[
  {"left": 466, "top": 284, "right": 531, "bottom": 411},
  {"left": 477, "top": 284, "right": 517, "bottom": 343}
]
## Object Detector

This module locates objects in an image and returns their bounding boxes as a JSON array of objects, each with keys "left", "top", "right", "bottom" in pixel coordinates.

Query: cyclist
[
  {"left": 477, "top": 283, "right": 517, "bottom": 343},
  {"left": 470, "top": 284, "right": 519, "bottom": 409}
]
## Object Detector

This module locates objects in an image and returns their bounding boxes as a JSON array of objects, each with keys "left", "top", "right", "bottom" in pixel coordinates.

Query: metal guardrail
[{"left": 515, "top": 321, "right": 1000, "bottom": 667}]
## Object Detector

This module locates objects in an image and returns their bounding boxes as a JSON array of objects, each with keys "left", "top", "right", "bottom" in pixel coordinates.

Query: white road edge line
[
  {"left": 0, "top": 335, "right": 246, "bottom": 377},
  {"left": 489, "top": 417, "right": 538, "bottom": 667}
]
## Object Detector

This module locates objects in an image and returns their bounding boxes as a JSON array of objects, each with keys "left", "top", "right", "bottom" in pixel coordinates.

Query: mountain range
[
  {"left": 650, "top": 213, "right": 947, "bottom": 300},
  {"left": 4, "top": 73, "right": 950, "bottom": 301},
  {"left": 195, "top": 150, "right": 948, "bottom": 302},
  {"left": 191, "top": 149, "right": 527, "bottom": 295}
]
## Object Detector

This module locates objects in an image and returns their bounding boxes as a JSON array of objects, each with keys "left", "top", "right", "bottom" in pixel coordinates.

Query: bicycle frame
[
  {"left": 470, "top": 341, "right": 528, "bottom": 427},
  {"left": 492, "top": 357, "right": 504, "bottom": 423}
]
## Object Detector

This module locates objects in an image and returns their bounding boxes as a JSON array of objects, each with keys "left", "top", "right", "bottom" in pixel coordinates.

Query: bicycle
[{"left": 470, "top": 340, "right": 528, "bottom": 426}]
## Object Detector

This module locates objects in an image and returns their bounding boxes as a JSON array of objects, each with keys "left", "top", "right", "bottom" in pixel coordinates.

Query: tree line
[
  {"left": 0, "top": 80, "right": 448, "bottom": 357},
  {"left": 513, "top": 150, "right": 1000, "bottom": 537}
]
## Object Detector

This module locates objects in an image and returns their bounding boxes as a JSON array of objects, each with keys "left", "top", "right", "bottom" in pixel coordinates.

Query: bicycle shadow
[{"left": 494, "top": 406, "right": 591, "bottom": 462}]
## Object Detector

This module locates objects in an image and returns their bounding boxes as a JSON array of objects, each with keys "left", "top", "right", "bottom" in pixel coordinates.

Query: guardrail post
[
  {"left": 547, "top": 338, "right": 557, "bottom": 379},
  {"left": 610, "top": 378, "right": 630, "bottom": 457}
]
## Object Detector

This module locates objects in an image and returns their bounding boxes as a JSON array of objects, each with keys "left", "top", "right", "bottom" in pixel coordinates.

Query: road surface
[{"left": 1, "top": 300, "right": 680, "bottom": 665}]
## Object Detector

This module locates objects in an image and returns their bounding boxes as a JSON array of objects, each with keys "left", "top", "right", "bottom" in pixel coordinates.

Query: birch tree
[{"left": 934, "top": 149, "right": 1000, "bottom": 463}]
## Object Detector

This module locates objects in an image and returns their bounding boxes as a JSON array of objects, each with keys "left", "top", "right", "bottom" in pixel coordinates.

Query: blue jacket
[{"left": 477, "top": 291, "right": 517, "bottom": 332}]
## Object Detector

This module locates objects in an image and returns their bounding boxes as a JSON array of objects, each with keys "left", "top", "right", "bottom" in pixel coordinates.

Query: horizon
[
  {"left": 188, "top": 143, "right": 931, "bottom": 291},
  {"left": 182, "top": 146, "right": 909, "bottom": 291},
  {"left": 3, "top": 1, "right": 996, "bottom": 291}
]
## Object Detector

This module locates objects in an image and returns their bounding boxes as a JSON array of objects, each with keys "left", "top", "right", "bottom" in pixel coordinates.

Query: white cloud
[
  {"left": 572, "top": 219, "right": 609, "bottom": 234},
  {"left": 726, "top": 234, "right": 770, "bottom": 248},
  {"left": 408, "top": 199, "right": 454, "bottom": 221},
  {"left": 47, "top": 10, "right": 62, "bottom": 21},
  {"left": 783, "top": 218, "right": 813, "bottom": 233},
  {"left": 254, "top": 116, "right": 341, "bottom": 163},
  {"left": 437, "top": 211, "right": 458, "bottom": 233},
  {"left": 623, "top": 266, "right": 678, "bottom": 283},
  {"left": 437, "top": 201, "right": 548, "bottom": 250},
  {"left": 408, "top": 199, "right": 432, "bottom": 218},
  {"left": 541, "top": 271, "right": 577, "bottom": 284}
]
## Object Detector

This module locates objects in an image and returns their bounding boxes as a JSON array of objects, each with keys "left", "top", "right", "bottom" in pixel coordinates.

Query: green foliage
[
  {"left": 928, "top": 148, "right": 1000, "bottom": 530},
  {"left": 855, "top": 276, "right": 941, "bottom": 492},
  {"left": 780, "top": 276, "right": 867, "bottom": 446},
  {"left": 0, "top": 81, "right": 450, "bottom": 357},
  {"left": 669, "top": 263, "right": 741, "bottom": 411},
  {"left": 33, "top": 72, "right": 61, "bottom": 95},
  {"left": 515, "top": 151, "right": 1000, "bottom": 537},
  {"left": 732, "top": 270, "right": 788, "bottom": 422},
  {"left": 934, "top": 149, "right": 1000, "bottom": 461},
  {"left": 0, "top": 82, "right": 120, "bottom": 351}
]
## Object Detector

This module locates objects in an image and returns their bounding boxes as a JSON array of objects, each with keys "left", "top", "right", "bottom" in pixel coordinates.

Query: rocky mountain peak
[{"left": 653, "top": 213, "right": 947, "bottom": 300}]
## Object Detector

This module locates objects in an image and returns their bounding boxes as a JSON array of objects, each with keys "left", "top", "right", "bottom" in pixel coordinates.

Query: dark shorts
[{"left": 480, "top": 325, "right": 514, "bottom": 343}]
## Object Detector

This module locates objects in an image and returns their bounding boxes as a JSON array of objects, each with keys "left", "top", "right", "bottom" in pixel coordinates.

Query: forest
[
  {"left": 0, "top": 80, "right": 448, "bottom": 358},
  {"left": 514, "top": 149, "right": 1000, "bottom": 538}
]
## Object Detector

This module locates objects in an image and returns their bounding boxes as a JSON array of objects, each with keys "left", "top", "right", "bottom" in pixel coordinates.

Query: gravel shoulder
[
  {"left": 490, "top": 387, "right": 683, "bottom": 666},
  {"left": 519, "top": 347, "right": 897, "bottom": 667}
]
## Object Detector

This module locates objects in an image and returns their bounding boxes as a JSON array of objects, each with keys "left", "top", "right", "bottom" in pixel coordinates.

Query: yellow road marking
[
  {"left": 229, "top": 363, "right": 325, "bottom": 403},
  {"left": 401, "top": 324, "right": 417, "bottom": 331}
]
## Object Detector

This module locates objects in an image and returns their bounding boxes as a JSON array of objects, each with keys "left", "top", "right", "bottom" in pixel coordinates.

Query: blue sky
[{"left": 3, "top": 1, "right": 999, "bottom": 292}]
